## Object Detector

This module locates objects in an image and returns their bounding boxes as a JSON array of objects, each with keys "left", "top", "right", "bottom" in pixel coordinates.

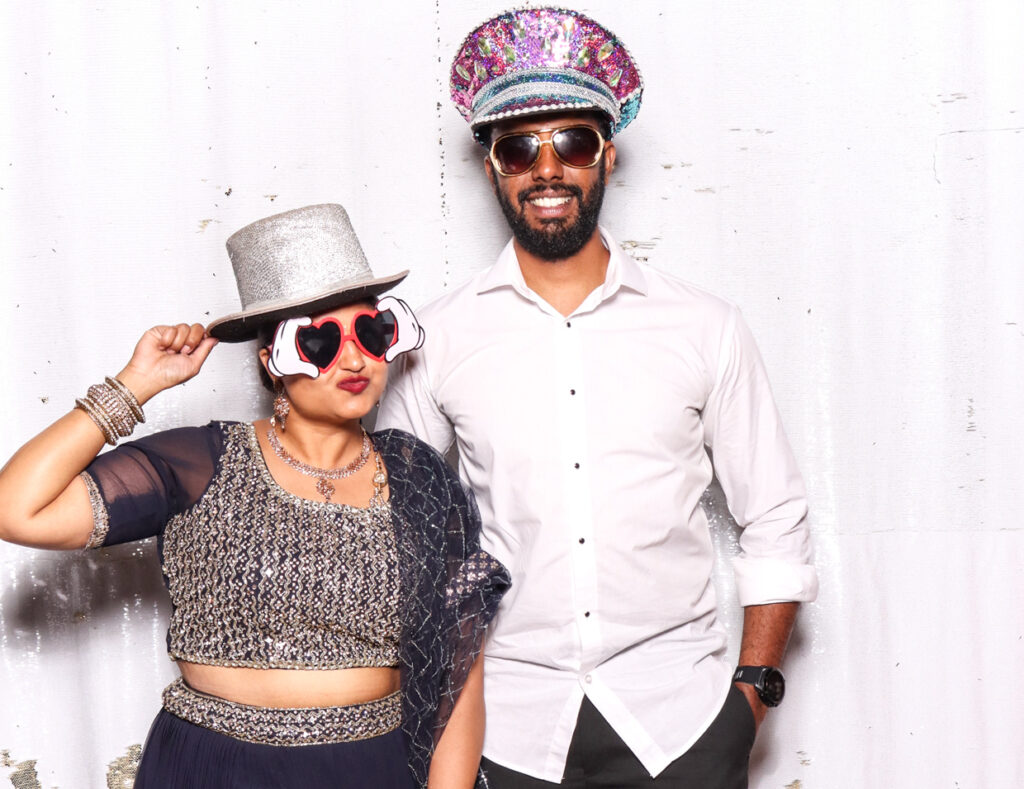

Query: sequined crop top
[{"left": 81, "top": 421, "right": 400, "bottom": 669}]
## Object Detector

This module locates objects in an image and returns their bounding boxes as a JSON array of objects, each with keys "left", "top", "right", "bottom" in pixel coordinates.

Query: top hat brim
[{"left": 207, "top": 270, "right": 408, "bottom": 342}]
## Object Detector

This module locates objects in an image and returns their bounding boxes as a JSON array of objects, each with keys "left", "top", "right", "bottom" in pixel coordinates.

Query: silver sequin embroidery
[
  {"left": 446, "top": 550, "right": 507, "bottom": 607},
  {"left": 161, "top": 423, "right": 400, "bottom": 669},
  {"left": 161, "top": 678, "right": 401, "bottom": 745},
  {"left": 80, "top": 470, "right": 110, "bottom": 549}
]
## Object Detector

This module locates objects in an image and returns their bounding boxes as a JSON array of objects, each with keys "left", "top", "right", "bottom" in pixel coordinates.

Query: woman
[{"left": 0, "top": 203, "right": 508, "bottom": 788}]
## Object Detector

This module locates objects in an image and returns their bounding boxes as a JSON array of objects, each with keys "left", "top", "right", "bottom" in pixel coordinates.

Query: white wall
[{"left": 1, "top": 1, "right": 1021, "bottom": 786}]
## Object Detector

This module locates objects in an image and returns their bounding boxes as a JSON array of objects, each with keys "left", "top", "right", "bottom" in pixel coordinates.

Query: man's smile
[{"left": 528, "top": 195, "right": 572, "bottom": 208}]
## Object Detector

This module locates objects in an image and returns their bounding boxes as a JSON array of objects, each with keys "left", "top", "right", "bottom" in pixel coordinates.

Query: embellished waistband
[{"left": 161, "top": 678, "right": 401, "bottom": 746}]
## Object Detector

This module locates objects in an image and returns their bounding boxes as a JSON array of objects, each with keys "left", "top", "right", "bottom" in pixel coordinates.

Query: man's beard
[{"left": 495, "top": 160, "right": 606, "bottom": 261}]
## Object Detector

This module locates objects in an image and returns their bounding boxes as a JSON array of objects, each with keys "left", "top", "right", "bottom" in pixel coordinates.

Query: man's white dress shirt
[{"left": 377, "top": 228, "right": 818, "bottom": 781}]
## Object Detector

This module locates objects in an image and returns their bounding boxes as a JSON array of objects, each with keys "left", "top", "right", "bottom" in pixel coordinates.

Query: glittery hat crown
[
  {"left": 207, "top": 204, "right": 407, "bottom": 342},
  {"left": 450, "top": 7, "right": 643, "bottom": 143}
]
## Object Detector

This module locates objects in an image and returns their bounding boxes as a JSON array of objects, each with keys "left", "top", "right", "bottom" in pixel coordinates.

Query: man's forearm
[
  {"left": 735, "top": 601, "right": 800, "bottom": 732},
  {"left": 738, "top": 601, "right": 799, "bottom": 666}
]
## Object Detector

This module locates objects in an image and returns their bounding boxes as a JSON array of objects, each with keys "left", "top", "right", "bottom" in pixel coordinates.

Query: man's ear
[
  {"left": 603, "top": 140, "right": 617, "bottom": 182},
  {"left": 484, "top": 156, "right": 498, "bottom": 193}
]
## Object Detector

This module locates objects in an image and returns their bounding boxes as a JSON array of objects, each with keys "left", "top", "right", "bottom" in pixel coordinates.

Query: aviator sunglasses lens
[
  {"left": 553, "top": 127, "right": 603, "bottom": 167},
  {"left": 354, "top": 311, "right": 397, "bottom": 358},
  {"left": 493, "top": 134, "right": 540, "bottom": 175},
  {"left": 296, "top": 322, "right": 342, "bottom": 369}
]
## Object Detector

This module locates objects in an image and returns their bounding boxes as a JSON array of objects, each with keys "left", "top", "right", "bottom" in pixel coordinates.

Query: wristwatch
[{"left": 733, "top": 665, "right": 785, "bottom": 707}]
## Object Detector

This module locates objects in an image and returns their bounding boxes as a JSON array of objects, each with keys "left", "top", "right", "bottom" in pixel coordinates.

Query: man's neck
[{"left": 514, "top": 230, "right": 610, "bottom": 317}]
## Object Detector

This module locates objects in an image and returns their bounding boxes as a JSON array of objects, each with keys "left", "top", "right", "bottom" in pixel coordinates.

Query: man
[{"left": 378, "top": 8, "right": 818, "bottom": 788}]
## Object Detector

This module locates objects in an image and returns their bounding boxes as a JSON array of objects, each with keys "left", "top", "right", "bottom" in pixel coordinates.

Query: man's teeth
[{"left": 529, "top": 196, "right": 571, "bottom": 207}]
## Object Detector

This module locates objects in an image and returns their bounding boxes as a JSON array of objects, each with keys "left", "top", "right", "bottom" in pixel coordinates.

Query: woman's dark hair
[{"left": 256, "top": 323, "right": 277, "bottom": 392}]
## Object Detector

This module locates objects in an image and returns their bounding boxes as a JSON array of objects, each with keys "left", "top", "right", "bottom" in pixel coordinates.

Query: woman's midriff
[{"left": 178, "top": 662, "right": 401, "bottom": 708}]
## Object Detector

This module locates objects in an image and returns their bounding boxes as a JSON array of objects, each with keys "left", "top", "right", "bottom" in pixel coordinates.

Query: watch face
[{"left": 762, "top": 668, "right": 785, "bottom": 705}]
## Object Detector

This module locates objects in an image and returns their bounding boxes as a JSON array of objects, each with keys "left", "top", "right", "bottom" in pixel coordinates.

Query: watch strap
[
  {"left": 733, "top": 665, "right": 785, "bottom": 707},
  {"left": 733, "top": 665, "right": 768, "bottom": 685}
]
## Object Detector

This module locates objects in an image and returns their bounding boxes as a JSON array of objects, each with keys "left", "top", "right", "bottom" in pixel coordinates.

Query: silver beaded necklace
[{"left": 266, "top": 422, "right": 372, "bottom": 502}]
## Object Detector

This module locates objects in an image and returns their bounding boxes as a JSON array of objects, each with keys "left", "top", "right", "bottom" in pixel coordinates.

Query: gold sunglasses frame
[{"left": 488, "top": 125, "right": 606, "bottom": 177}]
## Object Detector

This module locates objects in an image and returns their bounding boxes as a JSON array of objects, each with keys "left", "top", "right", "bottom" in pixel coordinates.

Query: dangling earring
[{"left": 272, "top": 380, "right": 290, "bottom": 431}]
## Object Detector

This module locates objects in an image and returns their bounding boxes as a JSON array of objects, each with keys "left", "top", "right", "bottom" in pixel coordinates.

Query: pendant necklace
[{"left": 267, "top": 423, "right": 371, "bottom": 501}]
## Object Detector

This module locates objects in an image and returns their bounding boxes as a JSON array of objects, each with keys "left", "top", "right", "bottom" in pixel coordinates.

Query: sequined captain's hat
[
  {"left": 450, "top": 7, "right": 643, "bottom": 144},
  {"left": 207, "top": 203, "right": 408, "bottom": 342}
]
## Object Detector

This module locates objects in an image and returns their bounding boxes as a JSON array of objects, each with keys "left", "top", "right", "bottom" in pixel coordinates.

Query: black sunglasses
[{"left": 489, "top": 125, "right": 606, "bottom": 177}]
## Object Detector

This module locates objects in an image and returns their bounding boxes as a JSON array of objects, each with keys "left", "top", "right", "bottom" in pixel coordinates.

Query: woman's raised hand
[
  {"left": 116, "top": 323, "right": 219, "bottom": 405},
  {"left": 0, "top": 323, "right": 218, "bottom": 549}
]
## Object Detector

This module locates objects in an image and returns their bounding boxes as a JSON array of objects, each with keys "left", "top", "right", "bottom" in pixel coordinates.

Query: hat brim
[
  {"left": 470, "top": 96, "right": 611, "bottom": 144},
  {"left": 207, "top": 271, "right": 408, "bottom": 342}
]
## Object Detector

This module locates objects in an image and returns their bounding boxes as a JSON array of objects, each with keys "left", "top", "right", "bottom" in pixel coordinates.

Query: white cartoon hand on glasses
[
  {"left": 266, "top": 317, "right": 319, "bottom": 379},
  {"left": 377, "top": 296, "right": 425, "bottom": 363}
]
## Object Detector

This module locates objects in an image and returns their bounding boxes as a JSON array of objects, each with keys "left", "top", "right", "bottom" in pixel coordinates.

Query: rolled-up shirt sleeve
[{"left": 703, "top": 306, "right": 818, "bottom": 606}]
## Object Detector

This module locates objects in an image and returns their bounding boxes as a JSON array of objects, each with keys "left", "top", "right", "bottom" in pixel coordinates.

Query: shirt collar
[
  {"left": 476, "top": 226, "right": 649, "bottom": 301},
  {"left": 596, "top": 226, "right": 649, "bottom": 299}
]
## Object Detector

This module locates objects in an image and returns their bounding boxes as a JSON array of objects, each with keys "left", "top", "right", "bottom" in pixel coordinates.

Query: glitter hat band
[
  {"left": 450, "top": 7, "right": 643, "bottom": 144},
  {"left": 473, "top": 68, "right": 619, "bottom": 126},
  {"left": 207, "top": 204, "right": 408, "bottom": 342}
]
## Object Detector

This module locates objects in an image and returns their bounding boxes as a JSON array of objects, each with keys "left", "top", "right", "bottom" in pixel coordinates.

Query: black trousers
[{"left": 482, "top": 685, "right": 755, "bottom": 789}]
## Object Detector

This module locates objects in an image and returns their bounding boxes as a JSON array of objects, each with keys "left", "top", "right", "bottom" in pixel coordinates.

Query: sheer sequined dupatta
[{"left": 374, "top": 430, "right": 510, "bottom": 789}]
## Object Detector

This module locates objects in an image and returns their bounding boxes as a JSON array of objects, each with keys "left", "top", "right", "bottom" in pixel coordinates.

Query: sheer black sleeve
[{"left": 80, "top": 422, "right": 224, "bottom": 548}]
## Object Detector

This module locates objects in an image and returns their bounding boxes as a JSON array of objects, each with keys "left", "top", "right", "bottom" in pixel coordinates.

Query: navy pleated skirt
[{"left": 134, "top": 709, "right": 417, "bottom": 789}]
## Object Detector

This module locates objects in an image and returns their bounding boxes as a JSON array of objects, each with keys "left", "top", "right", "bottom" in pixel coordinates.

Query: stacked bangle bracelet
[{"left": 75, "top": 377, "right": 145, "bottom": 445}]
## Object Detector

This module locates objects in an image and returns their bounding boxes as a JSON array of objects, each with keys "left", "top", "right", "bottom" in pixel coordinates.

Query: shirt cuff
[
  {"left": 732, "top": 556, "right": 819, "bottom": 606},
  {"left": 79, "top": 471, "right": 110, "bottom": 549}
]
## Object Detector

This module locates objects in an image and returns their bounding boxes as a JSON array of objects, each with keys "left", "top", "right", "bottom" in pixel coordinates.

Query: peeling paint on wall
[
  {"left": 619, "top": 238, "right": 660, "bottom": 262},
  {"left": 2, "top": 742, "right": 140, "bottom": 788},
  {"left": 105, "top": 745, "right": 141, "bottom": 789},
  {"left": 1, "top": 750, "right": 43, "bottom": 789}
]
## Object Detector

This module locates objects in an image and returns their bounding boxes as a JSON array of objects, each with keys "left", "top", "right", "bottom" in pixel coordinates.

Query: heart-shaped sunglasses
[{"left": 297, "top": 310, "right": 398, "bottom": 369}]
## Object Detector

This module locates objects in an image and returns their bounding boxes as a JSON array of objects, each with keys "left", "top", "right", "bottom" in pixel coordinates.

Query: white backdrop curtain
[{"left": 1, "top": 1, "right": 1021, "bottom": 786}]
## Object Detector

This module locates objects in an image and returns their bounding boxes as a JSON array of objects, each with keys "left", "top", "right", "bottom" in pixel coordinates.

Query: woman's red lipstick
[{"left": 337, "top": 376, "right": 369, "bottom": 393}]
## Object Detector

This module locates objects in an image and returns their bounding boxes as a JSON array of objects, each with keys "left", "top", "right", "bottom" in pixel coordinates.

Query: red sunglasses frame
[{"left": 295, "top": 310, "right": 397, "bottom": 370}]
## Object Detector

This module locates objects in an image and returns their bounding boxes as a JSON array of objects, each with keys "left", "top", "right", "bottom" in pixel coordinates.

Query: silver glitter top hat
[{"left": 207, "top": 204, "right": 408, "bottom": 341}]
